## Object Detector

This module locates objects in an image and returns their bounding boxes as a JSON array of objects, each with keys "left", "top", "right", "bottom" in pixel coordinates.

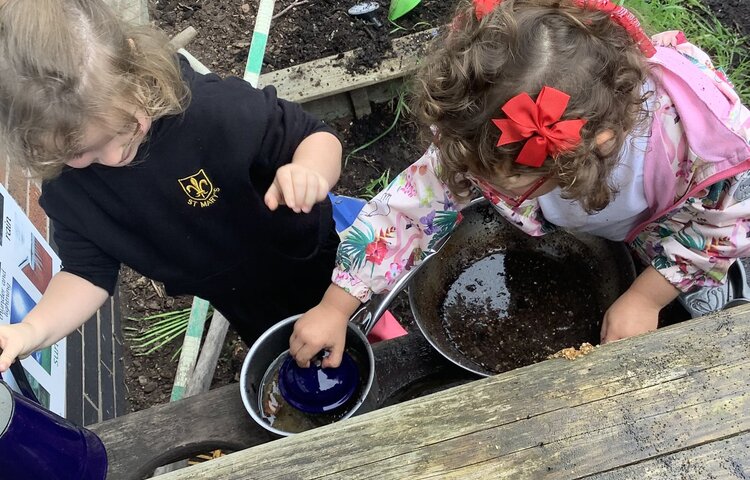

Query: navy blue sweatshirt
[{"left": 40, "top": 57, "right": 340, "bottom": 342}]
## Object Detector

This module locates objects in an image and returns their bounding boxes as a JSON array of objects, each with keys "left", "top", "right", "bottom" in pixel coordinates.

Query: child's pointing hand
[{"left": 264, "top": 163, "right": 330, "bottom": 213}]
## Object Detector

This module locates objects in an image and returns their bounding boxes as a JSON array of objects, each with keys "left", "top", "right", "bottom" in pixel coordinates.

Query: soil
[
  {"left": 121, "top": 0, "right": 750, "bottom": 413},
  {"left": 150, "top": 0, "right": 454, "bottom": 77},
  {"left": 701, "top": 0, "right": 750, "bottom": 36},
  {"left": 441, "top": 250, "right": 603, "bottom": 374}
]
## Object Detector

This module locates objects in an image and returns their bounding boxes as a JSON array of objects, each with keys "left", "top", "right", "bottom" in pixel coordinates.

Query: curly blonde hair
[
  {"left": 0, "top": 0, "right": 190, "bottom": 179},
  {"left": 413, "top": 0, "right": 651, "bottom": 212}
]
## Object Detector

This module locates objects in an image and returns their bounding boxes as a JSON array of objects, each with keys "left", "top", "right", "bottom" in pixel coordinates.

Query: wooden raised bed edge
[{"left": 259, "top": 28, "right": 439, "bottom": 120}]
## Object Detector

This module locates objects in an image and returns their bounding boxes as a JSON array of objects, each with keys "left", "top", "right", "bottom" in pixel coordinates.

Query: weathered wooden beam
[
  {"left": 89, "top": 332, "right": 465, "bottom": 479},
  {"left": 259, "top": 29, "right": 437, "bottom": 105},
  {"left": 588, "top": 431, "right": 750, "bottom": 479},
  {"left": 150, "top": 306, "right": 750, "bottom": 479}
]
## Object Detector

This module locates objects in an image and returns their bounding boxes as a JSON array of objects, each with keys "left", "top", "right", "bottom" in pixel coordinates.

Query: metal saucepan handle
[{"left": 349, "top": 233, "right": 453, "bottom": 335}]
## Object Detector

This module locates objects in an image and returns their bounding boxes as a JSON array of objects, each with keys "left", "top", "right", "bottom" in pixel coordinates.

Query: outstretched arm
[
  {"left": 291, "top": 145, "right": 470, "bottom": 368},
  {"left": 0, "top": 272, "right": 109, "bottom": 371},
  {"left": 264, "top": 131, "right": 342, "bottom": 213}
]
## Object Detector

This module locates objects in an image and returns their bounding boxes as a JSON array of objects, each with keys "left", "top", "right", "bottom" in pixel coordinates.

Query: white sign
[{"left": 0, "top": 184, "right": 66, "bottom": 415}]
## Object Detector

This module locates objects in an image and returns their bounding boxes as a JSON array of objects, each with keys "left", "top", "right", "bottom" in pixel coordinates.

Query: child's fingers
[
  {"left": 293, "top": 343, "right": 321, "bottom": 368},
  {"left": 599, "top": 321, "right": 608, "bottom": 344},
  {"left": 0, "top": 341, "right": 22, "bottom": 373},
  {"left": 290, "top": 171, "right": 310, "bottom": 213},
  {"left": 264, "top": 183, "right": 281, "bottom": 210},
  {"left": 278, "top": 169, "right": 299, "bottom": 212},
  {"left": 321, "top": 343, "right": 343, "bottom": 369},
  {"left": 302, "top": 175, "right": 319, "bottom": 213}
]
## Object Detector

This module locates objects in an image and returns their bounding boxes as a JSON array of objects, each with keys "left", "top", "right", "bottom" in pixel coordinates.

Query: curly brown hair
[
  {"left": 0, "top": 0, "right": 190, "bottom": 179},
  {"left": 412, "top": 0, "right": 652, "bottom": 212}
]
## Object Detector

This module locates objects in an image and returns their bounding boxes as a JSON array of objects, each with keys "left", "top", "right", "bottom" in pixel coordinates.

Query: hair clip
[
  {"left": 491, "top": 86, "right": 586, "bottom": 168},
  {"left": 573, "top": 0, "right": 655, "bottom": 57},
  {"left": 472, "top": 0, "right": 654, "bottom": 57},
  {"left": 474, "top": 0, "right": 502, "bottom": 19}
]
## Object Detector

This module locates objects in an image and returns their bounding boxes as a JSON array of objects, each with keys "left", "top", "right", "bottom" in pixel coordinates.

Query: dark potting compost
[
  {"left": 151, "top": 0, "right": 456, "bottom": 76},
  {"left": 441, "top": 249, "right": 602, "bottom": 374}
]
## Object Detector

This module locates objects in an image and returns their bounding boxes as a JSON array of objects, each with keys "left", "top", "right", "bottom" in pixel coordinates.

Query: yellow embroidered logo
[{"left": 178, "top": 169, "right": 220, "bottom": 207}]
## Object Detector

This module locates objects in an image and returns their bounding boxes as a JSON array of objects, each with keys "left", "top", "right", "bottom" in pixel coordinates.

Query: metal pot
[
  {"left": 408, "top": 199, "right": 636, "bottom": 376},
  {"left": 240, "top": 262, "right": 423, "bottom": 436}
]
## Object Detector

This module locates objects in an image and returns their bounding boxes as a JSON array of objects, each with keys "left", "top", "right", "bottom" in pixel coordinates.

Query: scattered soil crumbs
[{"left": 550, "top": 342, "right": 597, "bottom": 360}]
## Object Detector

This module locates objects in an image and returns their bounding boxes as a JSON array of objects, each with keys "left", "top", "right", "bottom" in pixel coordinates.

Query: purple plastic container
[{"left": 0, "top": 380, "right": 107, "bottom": 479}]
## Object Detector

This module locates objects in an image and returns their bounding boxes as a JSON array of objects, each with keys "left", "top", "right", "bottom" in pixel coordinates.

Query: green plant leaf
[{"left": 388, "top": 0, "right": 421, "bottom": 24}]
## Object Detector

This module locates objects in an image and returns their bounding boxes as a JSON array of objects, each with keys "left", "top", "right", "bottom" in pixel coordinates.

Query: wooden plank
[
  {"left": 89, "top": 332, "right": 463, "bottom": 479},
  {"left": 349, "top": 88, "right": 372, "bottom": 119},
  {"left": 151, "top": 305, "right": 750, "bottom": 479},
  {"left": 259, "top": 29, "right": 437, "bottom": 104},
  {"left": 586, "top": 431, "right": 750, "bottom": 479},
  {"left": 168, "top": 26, "right": 198, "bottom": 51},
  {"left": 185, "top": 311, "right": 230, "bottom": 396}
]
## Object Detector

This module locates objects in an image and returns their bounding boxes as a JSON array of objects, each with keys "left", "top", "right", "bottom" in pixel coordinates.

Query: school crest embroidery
[{"left": 178, "top": 169, "right": 220, "bottom": 207}]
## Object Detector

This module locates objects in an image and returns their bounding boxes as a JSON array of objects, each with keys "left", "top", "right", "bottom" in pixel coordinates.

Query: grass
[
  {"left": 389, "top": 19, "right": 434, "bottom": 35},
  {"left": 344, "top": 89, "right": 411, "bottom": 165},
  {"left": 624, "top": 0, "right": 750, "bottom": 103},
  {"left": 124, "top": 307, "right": 209, "bottom": 359},
  {"left": 362, "top": 169, "right": 392, "bottom": 199}
]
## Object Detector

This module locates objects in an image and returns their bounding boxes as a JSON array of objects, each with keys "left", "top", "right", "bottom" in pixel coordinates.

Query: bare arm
[
  {"left": 601, "top": 266, "right": 680, "bottom": 343},
  {"left": 291, "top": 131, "right": 342, "bottom": 189},
  {"left": 264, "top": 131, "right": 343, "bottom": 213},
  {"left": 0, "top": 271, "right": 109, "bottom": 371}
]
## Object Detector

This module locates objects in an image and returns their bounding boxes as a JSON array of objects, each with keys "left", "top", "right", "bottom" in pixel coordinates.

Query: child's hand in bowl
[
  {"left": 290, "top": 304, "right": 349, "bottom": 368},
  {"left": 289, "top": 284, "right": 362, "bottom": 368}
]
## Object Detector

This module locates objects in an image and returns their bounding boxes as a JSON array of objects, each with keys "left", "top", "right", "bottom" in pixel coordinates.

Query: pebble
[
  {"left": 138, "top": 375, "right": 148, "bottom": 386},
  {"left": 240, "top": 3, "right": 250, "bottom": 14},
  {"left": 143, "top": 382, "right": 158, "bottom": 394}
]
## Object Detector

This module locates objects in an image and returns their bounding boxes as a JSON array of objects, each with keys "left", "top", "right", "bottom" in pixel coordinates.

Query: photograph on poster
[
  {"left": 21, "top": 364, "right": 51, "bottom": 408},
  {"left": 19, "top": 236, "right": 53, "bottom": 294}
]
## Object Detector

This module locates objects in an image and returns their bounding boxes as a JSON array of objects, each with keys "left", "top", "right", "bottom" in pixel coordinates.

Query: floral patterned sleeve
[
  {"left": 332, "top": 144, "right": 557, "bottom": 302},
  {"left": 332, "top": 145, "right": 470, "bottom": 302},
  {"left": 631, "top": 173, "right": 750, "bottom": 291},
  {"left": 632, "top": 32, "right": 750, "bottom": 291}
]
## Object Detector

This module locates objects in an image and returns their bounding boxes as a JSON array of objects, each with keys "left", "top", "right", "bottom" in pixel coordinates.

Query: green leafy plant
[
  {"left": 362, "top": 169, "right": 392, "bottom": 199},
  {"left": 124, "top": 306, "right": 211, "bottom": 358},
  {"left": 388, "top": 0, "right": 421, "bottom": 22},
  {"left": 624, "top": 0, "right": 749, "bottom": 103},
  {"left": 345, "top": 89, "right": 411, "bottom": 165}
]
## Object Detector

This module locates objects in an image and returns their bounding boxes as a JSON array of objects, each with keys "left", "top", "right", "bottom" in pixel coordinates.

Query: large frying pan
[{"left": 408, "top": 199, "right": 636, "bottom": 377}]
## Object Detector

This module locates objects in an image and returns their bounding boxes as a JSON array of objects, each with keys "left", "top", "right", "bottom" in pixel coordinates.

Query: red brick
[
  {"left": 0, "top": 155, "right": 7, "bottom": 189},
  {"left": 27, "top": 182, "right": 48, "bottom": 240},
  {"left": 6, "top": 162, "right": 28, "bottom": 209}
]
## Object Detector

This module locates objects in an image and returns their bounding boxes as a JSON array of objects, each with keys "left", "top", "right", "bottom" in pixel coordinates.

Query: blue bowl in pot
[{"left": 278, "top": 352, "right": 360, "bottom": 413}]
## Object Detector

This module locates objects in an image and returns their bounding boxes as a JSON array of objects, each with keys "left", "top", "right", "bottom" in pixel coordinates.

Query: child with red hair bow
[{"left": 289, "top": 0, "right": 750, "bottom": 368}]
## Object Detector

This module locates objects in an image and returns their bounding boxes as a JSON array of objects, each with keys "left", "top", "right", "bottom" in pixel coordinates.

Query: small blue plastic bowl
[{"left": 278, "top": 352, "right": 360, "bottom": 414}]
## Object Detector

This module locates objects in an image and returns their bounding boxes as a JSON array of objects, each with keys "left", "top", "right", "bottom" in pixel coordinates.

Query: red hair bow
[
  {"left": 491, "top": 86, "right": 586, "bottom": 168},
  {"left": 474, "top": 0, "right": 500, "bottom": 19}
]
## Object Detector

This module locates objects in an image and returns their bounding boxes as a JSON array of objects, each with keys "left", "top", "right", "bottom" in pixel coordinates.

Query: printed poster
[{"left": 0, "top": 184, "right": 66, "bottom": 415}]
